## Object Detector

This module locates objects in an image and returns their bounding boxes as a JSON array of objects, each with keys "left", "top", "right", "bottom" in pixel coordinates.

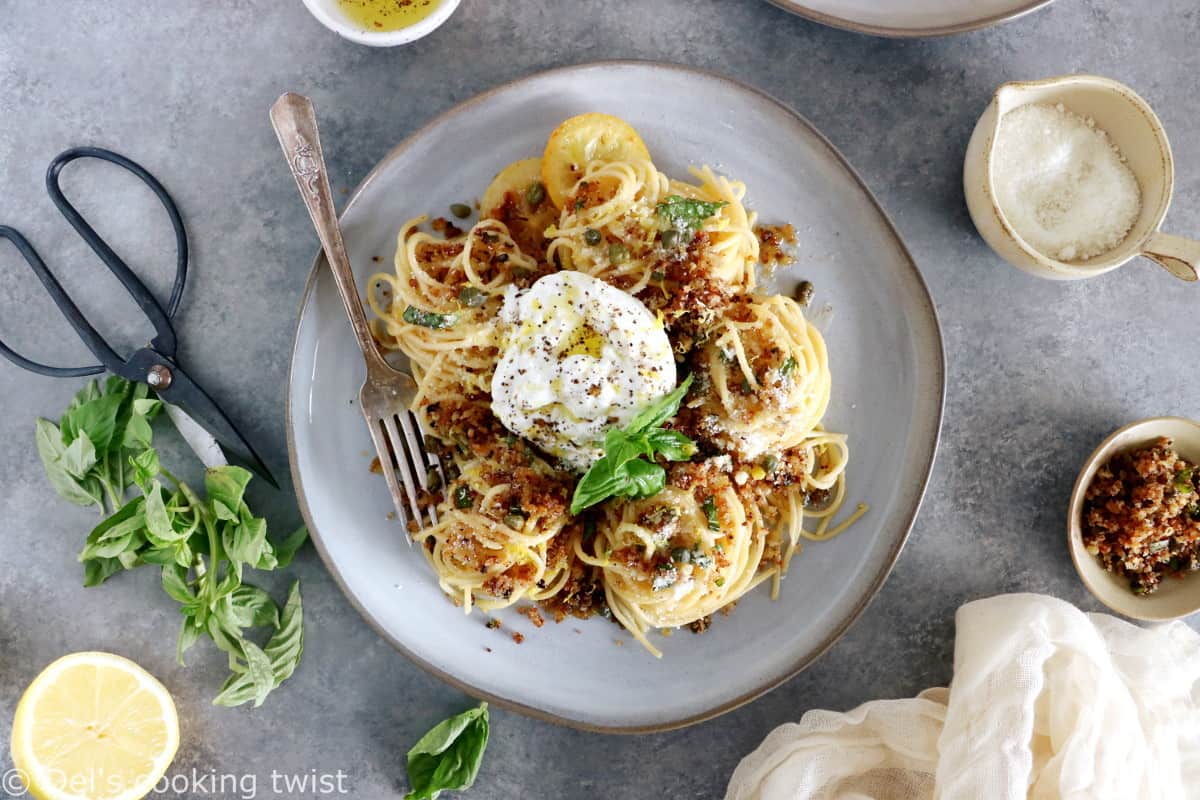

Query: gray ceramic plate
[
  {"left": 765, "top": 0, "right": 1053, "bottom": 37},
  {"left": 287, "top": 62, "right": 944, "bottom": 732}
]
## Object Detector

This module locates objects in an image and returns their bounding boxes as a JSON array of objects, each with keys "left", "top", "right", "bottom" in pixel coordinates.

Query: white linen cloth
[{"left": 726, "top": 594, "right": 1200, "bottom": 800}]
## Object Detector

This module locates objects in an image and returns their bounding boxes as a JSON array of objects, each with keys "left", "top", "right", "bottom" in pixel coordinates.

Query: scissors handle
[
  {"left": 0, "top": 147, "right": 188, "bottom": 377},
  {"left": 47, "top": 147, "right": 187, "bottom": 355},
  {"left": 0, "top": 226, "right": 107, "bottom": 377}
]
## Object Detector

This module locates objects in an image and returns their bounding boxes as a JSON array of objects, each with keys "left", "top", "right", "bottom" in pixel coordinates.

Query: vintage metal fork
[{"left": 271, "top": 92, "right": 440, "bottom": 533}]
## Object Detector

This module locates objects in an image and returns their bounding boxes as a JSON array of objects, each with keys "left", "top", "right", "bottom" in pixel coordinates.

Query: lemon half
[{"left": 10, "top": 652, "right": 179, "bottom": 800}]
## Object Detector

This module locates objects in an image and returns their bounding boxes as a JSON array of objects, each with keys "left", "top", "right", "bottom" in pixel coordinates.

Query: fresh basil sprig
[
  {"left": 570, "top": 376, "right": 696, "bottom": 515},
  {"left": 405, "top": 703, "right": 490, "bottom": 800},
  {"left": 655, "top": 195, "right": 728, "bottom": 240},
  {"left": 36, "top": 377, "right": 308, "bottom": 708}
]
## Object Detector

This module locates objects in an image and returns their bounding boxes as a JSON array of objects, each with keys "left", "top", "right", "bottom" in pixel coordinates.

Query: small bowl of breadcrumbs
[{"left": 1068, "top": 416, "right": 1200, "bottom": 620}]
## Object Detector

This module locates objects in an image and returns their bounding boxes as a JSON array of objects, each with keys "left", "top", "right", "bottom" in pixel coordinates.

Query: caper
[
  {"left": 660, "top": 229, "right": 680, "bottom": 249},
  {"left": 503, "top": 512, "right": 525, "bottom": 530},
  {"left": 454, "top": 485, "right": 473, "bottom": 509},
  {"left": 584, "top": 228, "right": 602, "bottom": 245},
  {"left": 526, "top": 181, "right": 546, "bottom": 207},
  {"left": 608, "top": 243, "right": 628, "bottom": 264},
  {"left": 449, "top": 203, "right": 472, "bottom": 219},
  {"left": 425, "top": 466, "right": 443, "bottom": 492},
  {"left": 458, "top": 286, "right": 488, "bottom": 307},
  {"left": 670, "top": 547, "right": 691, "bottom": 564}
]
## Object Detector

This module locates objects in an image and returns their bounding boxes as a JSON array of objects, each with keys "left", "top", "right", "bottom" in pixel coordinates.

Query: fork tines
[{"left": 368, "top": 409, "right": 441, "bottom": 537}]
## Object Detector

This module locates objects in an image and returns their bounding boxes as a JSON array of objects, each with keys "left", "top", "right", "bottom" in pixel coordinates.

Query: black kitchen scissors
[{"left": 0, "top": 146, "right": 277, "bottom": 487}]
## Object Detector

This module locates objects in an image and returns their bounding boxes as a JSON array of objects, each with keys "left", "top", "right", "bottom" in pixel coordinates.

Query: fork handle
[{"left": 270, "top": 92, "right": 389, "bottom": 370}]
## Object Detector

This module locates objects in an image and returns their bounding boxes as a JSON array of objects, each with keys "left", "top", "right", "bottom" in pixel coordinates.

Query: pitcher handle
[{"left": 1143, "top": 231, "right": 1200, "bottom": 282}]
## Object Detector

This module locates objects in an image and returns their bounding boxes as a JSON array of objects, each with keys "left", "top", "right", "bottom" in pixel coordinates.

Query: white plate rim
[
  {"left": 285, "top": 60, "right": 946, "bottom": 733},
  {"left": 764, "top": 0, "right": 1055, "bottom": 37}
]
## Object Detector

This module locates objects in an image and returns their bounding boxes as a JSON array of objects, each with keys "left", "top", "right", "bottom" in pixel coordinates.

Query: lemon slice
[
  {"left": 481, "top": 157, "right": 545, "bottom": 216},
  {"left": 541, "top": 113, "right": 651, "bottom": 208},
  {"left": 480, "top": 158, "right": 560, "bottom": 257},
  {"left": 10, "top": 652, "right": 179, "bottom": 800}
]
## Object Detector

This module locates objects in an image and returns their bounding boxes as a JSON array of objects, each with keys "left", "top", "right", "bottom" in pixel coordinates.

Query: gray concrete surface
[{"left": 2, "top": 1, "right": 1198, "bottom": 798}]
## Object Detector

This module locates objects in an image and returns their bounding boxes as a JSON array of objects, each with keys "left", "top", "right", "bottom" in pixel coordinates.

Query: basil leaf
[
  {"left": 239, "top": 638, "right": 277, "bottom": 708},
  {"left": 405, "top": 703, "right": 490, "bottom": 800},
  {"left": 141, "top": 546, "right": 181, "bottom": 566},
  {"left": 215, "top": 562, "right": 244, "bottom": 598},
  {"left": 645, "top": 429, "right": 697, "bottom": 461},
  {"left": 60, "top": 380, "right": 99, "bottom": 441},
  {"left": 144, "top": 481, "right": 189, "bottom": 545},
  {"left": 223, "top": 516, "right": 268, "bottom": 567},
  {"left": 255, "top": 543, "right": 279, "bottom": 572},
  {"left": 272, "top": 526, "right": 309, "bottom": 569},
  {"left": 177, "top": 617, "right": 203, "bottom": 666},
  {"left": 79, "top": 498, "right": 145, "bottom": 562},
  {"left": 230, "top": 584, "right": 280, "bottom": 629},
  {"left": 122, "top": 412, "right": 154, "bottom": 451},
  {"left": 570, "top": 459, "right": 626, "bottom": 515},
  {"left": 625, "top": 375, "right": 693, "bottom": 434},
  {"left": 35, "top": 418, "right": 102, "bottom": 508},
  {"left": 205, "top": 467, "right": 254, "bottom": 516},
  {"left": 655, "top": 195, "right": 728, "bottom": 239},
  {"left": 403, "top": 305, "right": 458, "bottom": 330},
  {"left": 61, "top": 431, "right": 98, "bottom": 480},
  {"left": 108, "top": 380, "right": 139, "bottom": 451},
  {"left": 265, "top": 581, "right": 304, "bottom": 681},
  {"left": 66, "top": 380, "right": 101, "bottom": 416},
  {"left": 132, "top": 397, "right": 162, "bottom": 417},
  {"left": 207, "top": 614, "right": 244, "bottom": 660},
  {"left": 83, "top": 557, "right": 125, "bottom": 587},
  {"left": 161, "top": 563, "right": 195, "bottom": 604},
  {"left": 66, "top": 391, "right": 125, "bottom": 455},
  {"left": 604, "top": 430, "right": 653, "bottom": 466},
  {"left": 103, "top": 374, "right": 127, "bottom": 399},
  {"left": 79, "top": 532, "right": 134, "bottom": 561},
  {"left": 621, "top": 459, "right": 666, "bottom": 499},
  {"left": 130, "top": 449, "right": 160, "bottom": 490}
]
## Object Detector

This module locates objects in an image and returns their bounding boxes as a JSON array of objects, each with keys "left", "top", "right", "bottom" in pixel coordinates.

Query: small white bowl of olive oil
[{"left": 301, "top": 0, "right": 460, "bottom": 46}]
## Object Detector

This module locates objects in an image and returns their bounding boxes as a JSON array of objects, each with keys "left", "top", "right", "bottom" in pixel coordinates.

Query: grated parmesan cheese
[{"left": 992, "top": 102, "right": 1141, "bottom": 261}]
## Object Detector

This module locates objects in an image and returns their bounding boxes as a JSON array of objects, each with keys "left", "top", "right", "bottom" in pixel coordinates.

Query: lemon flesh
[{"left": 10, "top": 652, "right": 179, "bottom": 800}]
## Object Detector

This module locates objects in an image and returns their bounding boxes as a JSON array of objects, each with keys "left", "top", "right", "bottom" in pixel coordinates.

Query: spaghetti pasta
[{"left": 367, "top": 114, "right": 865, "bottom": 656}]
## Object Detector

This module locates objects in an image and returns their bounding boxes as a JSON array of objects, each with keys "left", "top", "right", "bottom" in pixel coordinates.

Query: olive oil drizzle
[{"left": 336, "top": 0, "right": 440, "bottom": 32}]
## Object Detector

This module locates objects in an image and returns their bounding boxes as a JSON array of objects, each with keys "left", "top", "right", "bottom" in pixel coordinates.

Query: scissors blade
[
  {"left": 163, "top": 403, "right": 227, "bottom": 469},
  {"left": 153, "top": 364, "right": 279, "bottom": 488}
]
